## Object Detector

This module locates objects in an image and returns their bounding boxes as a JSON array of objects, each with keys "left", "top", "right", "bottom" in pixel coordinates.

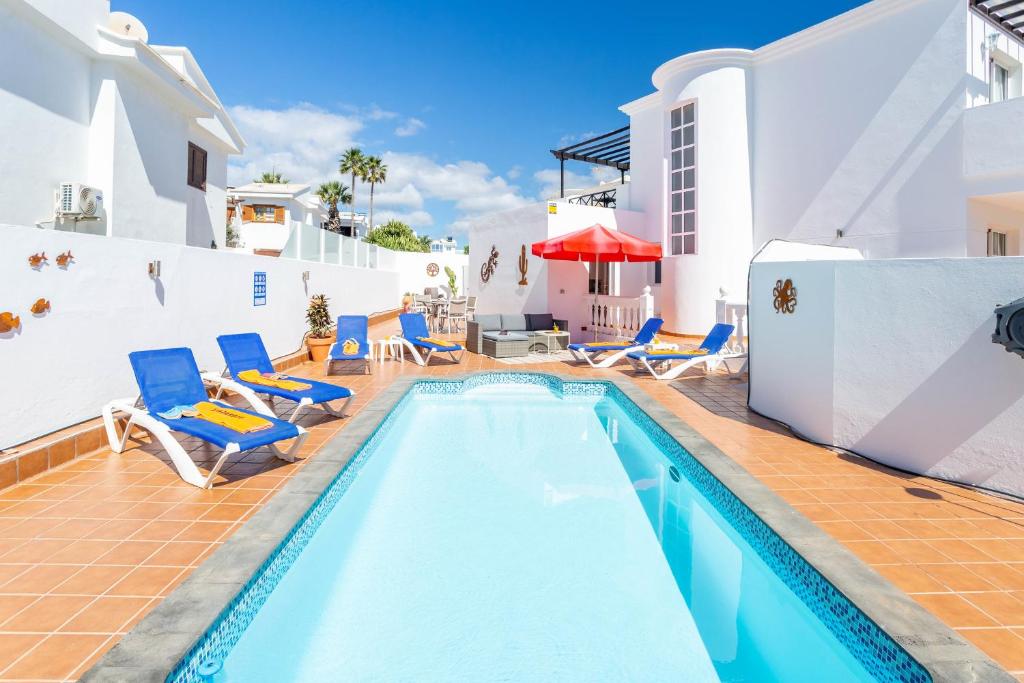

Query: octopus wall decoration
[
  {"left": 772, "top": 278, "right": 798, "bottom": 314},
  {"left": 480, "top": 246, "right": 499, "bottom": 283}
]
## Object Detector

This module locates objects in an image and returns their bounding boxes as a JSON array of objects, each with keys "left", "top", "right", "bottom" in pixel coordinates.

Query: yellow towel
[
  {"left": 583, "top": 341, "right": 632, "bottom": 348},
  {"left": 341, "top": 337, "right": 360, "bottom": 355},
  {"left": 193, "top": 401, "right": 273, "bottom": 433},
  {"left": 416, "top": 336, "right": 457, "bottom": 348},
  {"left": 237, "top": 369, "right": 311, "bottom": 391},
  {"left": 646, "top": 348, "right": 708, "bottom": 356}
]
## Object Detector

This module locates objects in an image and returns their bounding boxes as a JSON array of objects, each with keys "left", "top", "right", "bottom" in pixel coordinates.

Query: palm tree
[
  {"left": 338, "top": 148, "right": 365, "bottom": 236},
  {"left": 362, "top": 156, "right": 387, "bottom": 231},
  {"left": 315, "top": 181, "right": 351, "bottom": 233},
  {"left": 255, "top": 170, "right": 289, "bottom": 184}
]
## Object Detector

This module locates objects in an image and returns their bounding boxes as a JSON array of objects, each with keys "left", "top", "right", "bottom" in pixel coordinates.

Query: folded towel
[
  {"left": 416, "top": 336, "right": 458, "bottom": 348},
  {"left": 581, "top": 341, "right": 633, "bottom": 348},
  {"left": 237, "top": 369, "right": 312, "bottom": 391},
  {"left": 193, "top": 401, "right": 272, "bottom": 433},
  {"left": 646, "top": 348, "right": 709, "bottom": 356},
  {"left": 157, "top": 404, "right": 200, "bottom": 420},
  {"left": 341, "top": 337, "right": 361, "bottom": 355}
]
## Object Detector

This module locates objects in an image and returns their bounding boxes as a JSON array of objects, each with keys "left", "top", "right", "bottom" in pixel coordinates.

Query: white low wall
[
  {"left": 0, "top": 224, "right": 400, "bottom": 448},
  {"left": 750, "top": 257, "right": 1024, "bottom": 497}
]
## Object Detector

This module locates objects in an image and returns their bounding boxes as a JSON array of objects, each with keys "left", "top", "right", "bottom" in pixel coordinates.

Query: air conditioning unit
[{"left": 57, "top": 183, "right": 102, "bottom": 218}]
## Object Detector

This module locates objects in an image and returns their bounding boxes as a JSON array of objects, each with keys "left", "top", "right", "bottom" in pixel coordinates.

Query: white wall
[
  {"left": 466, "top": 203, "right": 649, "bottom": 339},
  {"left": 393, "top": 251, "right": 469, "bottom": 299},
  {"left": 0, "top": 224, "right": 400, "bottom": 448},
  {"left": 750, "top": 256, "right": 1024, "bottom": 498}
]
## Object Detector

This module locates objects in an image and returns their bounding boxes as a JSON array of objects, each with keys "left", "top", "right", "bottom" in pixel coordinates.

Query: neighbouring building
[
  {"left": 468, "top": 0, "right": 1024, "bottom": 335},
  {"left": 0, "top": 0, "right": 244, "bottom": 248},
  {"left": 430, "top": 236, "right": 459, "bottom": 253},
  {"left": 227, "top": 183, "right": 326, "bottom": 255}
]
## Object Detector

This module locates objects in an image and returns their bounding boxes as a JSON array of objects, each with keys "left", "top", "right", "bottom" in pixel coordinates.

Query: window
[
  {"left": 187, "top": 142, "right": 207, "bottom": 191},
  {"left": 653, "top": 260, "right": 661, "bottom": 285},
  {"left": 991, "top": 60, "right": 1009, "bottom": 103},
  {"left": 588, "top": 261, "right": 610, "bottom": 295},
  {"left": 668, "top": 103, "right": 696, "bottom": 255},
  {"left": 988, "top": 229, "right": 1007, "bottom": 256},
  {"left": 253, "top": 205, "right": 278, "bottom": 222}
]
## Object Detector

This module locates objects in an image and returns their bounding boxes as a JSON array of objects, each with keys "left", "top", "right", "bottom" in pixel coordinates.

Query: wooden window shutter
[
  {"left": 274, "top": 207, "right": 285, "bottom": 224},
  {"left": 242, "top": 205, "right": 254, "bottom": 222},
  {"left": 226, "top": 206, "right": 235, "bottom": 221}
]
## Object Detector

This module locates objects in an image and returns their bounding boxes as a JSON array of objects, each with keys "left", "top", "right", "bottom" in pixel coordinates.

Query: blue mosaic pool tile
[{"left": 168, "top": 373, "right": 930, "bottom": 683}]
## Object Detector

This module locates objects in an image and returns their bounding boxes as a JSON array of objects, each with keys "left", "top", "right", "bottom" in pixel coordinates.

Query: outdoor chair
[
  {"left": 217, "top": 332, "right": 354, "bottom": 422},
  {"left": 443, "top": 299, "right": 468, "bottom": 333},
  {"left": 466, "top": 295, "right": 478, "bottom": 320},
  {"left": 567, "top": 317, "right": 664, "bottom": 368},
  {"left": 326, "top": 315, "right": 373, "bottom": 374},
  {"left": 626, "top": 323, "right": 736, "bottom": 381},
  {"left": 101, "top": 347, "right": 309, "bottom": 489},
  {"left": 397, "top": 312, "right": 464, "bottom": 366}
]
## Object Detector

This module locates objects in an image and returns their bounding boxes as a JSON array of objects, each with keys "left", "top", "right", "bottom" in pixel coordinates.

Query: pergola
[
  {"left": 972, "top": 0, "right": 1024, "bottom": 39},
  {"left": 549, "top": 126, "right": 630, "bottom": 199}
]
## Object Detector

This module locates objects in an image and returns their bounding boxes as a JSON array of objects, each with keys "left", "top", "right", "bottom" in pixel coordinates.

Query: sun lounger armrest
[{"left": 199, "top": 372, "right": 276, "bottom": 418}]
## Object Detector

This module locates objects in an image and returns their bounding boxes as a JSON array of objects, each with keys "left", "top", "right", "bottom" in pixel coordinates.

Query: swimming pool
[{"left": 169, "top": 374, "right": 929, "bottom": 682}]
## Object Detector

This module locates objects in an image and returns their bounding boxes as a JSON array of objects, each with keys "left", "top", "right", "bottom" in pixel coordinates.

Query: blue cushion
[
  {"left": 332, "top": 316, "right": 370, "bottom": 358},
  {"left": 474, "top": 314, "right": 501, "bottom": 331},
  {"left": 152, "top": 401, "right": 299, "bottom": 451},
  {"left": 129, "top": 348, "right": 211, "bottom": 414},
  {"left": 217, "top": 333, "right": 275, "bottom": 376},
  {"left": 526, "top": 313, "right": 554, "bottom": 331},
  {"left": 483, "top": 331, "right": 529, "bottom": 342},
  {"left": 500, "top": 314, "right": 527, "bottom": 331},
  {"left": 233, "top": 376, "right": 351, "bottom": 404}
]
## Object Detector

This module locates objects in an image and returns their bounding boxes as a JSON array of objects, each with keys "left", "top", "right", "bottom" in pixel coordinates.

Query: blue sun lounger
[
  {"left": 626, "top": 323, "right": 736, "bottom": 380},
  {"left": 100, "top": 347, "right": 308, "bottom": 489},
  {"left": 325, "top": 315, "right": 372, "bottom": 374},
  {"left": 567, "top": 317, "right": 664, "bottom": 368},
  {"left": 216, "top": 332, "right": 354, "bottom": 423},
  {"left": 398, "top": 313, "right": 464, "bottom": 366}
]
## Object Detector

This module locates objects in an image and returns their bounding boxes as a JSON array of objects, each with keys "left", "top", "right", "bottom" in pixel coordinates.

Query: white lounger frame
[
  {"left": 324, "top": 341, "right": 372, "bottom": 375},
  {"left": 101, "top": 374, "right": 308, "bottom": 489},
  {"left": 212, "top": 371, "right": 354, "bottom": 424},
  {"left": 627, "top": 352, "right": 742, "bottom": 381},
  {"left": 396, "top": 337, "right": 464, "bottom": 366},
  {"left": 568, "top": 344, "right": 644, "bottom": 369}
]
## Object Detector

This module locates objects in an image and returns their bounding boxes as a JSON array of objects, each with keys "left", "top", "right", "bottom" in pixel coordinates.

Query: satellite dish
[{"left": 108, "top": 11, "right": 149, "bottom": 43}]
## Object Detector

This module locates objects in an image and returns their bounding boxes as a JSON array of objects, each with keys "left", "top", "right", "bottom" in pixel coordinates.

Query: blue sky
[{"left": 113, "top": 0, "right": 866, "bottom": 239}]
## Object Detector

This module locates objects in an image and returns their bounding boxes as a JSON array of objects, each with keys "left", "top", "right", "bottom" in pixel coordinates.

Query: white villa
[
  {"left": 228, "top": 183, "right": 327, "bottom": 255},
  {"left": 430, "top": 236, "right": 460, "bottom": 253},
  {"left": 0, "top": 0, "right": 244, "bottom": 248},
  {"left": 469, "top": 0, "right": 1024, "bottom": 336}
]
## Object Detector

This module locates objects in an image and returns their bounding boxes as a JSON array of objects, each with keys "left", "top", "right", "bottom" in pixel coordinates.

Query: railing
[
  {"left": 716, "top": 294, "right": 748, "bottom": 355},
  {"left": 279, "top": 221, "right": 385, "bottom": 268},
  {"left": 568, "top": 189, "right": 616, "bottom": 208},
  {"left": 587, "top": 285, "right": 655, "bottom": 340}
]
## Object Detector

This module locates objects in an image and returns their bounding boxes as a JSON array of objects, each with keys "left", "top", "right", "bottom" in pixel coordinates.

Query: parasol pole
[{"left": 593, "top": 252, "right": 600, "bottom": 342}]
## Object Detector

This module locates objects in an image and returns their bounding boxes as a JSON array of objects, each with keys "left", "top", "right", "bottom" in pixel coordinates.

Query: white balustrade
[
  {"left": 587, "top": 285, "right": 655, "bottom": 340},
  {"left": 716, "top": 290, "right": 748, "bottom": 354},
  {"left": 281, "top": 220, "right": 386, "bottom": 270}
]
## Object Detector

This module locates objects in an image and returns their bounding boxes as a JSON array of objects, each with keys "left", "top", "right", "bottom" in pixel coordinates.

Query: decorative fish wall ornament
[
  {"left": 28, "top": 252, "right": 47, "bottom": 269},
  {"left": 0, "top": 312, "right": 20, "bottom": 333},
  {"left": 56, "top": 251, "right": 74, "bottom": 268},
  {"left": 30, "top": 298, "right": 51, "bottom": 315}
]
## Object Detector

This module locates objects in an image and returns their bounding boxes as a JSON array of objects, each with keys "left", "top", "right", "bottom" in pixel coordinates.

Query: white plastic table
[
  {"left": 537, "top": 330, "right": 570, "bottom": 354},
  {"left": 374, "top": 337, "right": 405, "bottom": 364}
]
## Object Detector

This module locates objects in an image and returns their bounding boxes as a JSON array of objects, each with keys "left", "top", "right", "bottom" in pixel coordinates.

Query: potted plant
[{"left": 305, "top": 293, "right": 335, "bottom": 362}]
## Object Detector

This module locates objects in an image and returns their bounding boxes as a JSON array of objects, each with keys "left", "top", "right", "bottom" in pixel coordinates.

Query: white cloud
[
  {"left": 371, "top": 182, "right": 424, "bottom": 209},
  {"left": 507, "top": 165, "right": 522, "bottom": 179},
  {"left": 227, "top": 103, "right": 362, "bottom": 186},
  {"left": 374, "top": 208, "right": 434, "bottom": 227},
  {"left": 383, "top": 153, "right": 531, "bottom": 215},
  {"left": 557, "top": 130, "right": 597, "bottom": 147},
  {"left": 394, "top": 117, "right": 426, "bottom": 137}
]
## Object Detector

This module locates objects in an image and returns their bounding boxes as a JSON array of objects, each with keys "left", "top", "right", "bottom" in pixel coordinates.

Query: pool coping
[{"left": 83, "top": 372, "right": 1013, "bottom": 682}]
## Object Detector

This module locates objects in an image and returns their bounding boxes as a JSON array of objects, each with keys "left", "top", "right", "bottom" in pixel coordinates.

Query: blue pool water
[{"left": 172, "top": 376, "right": 928, "bottom": 683}]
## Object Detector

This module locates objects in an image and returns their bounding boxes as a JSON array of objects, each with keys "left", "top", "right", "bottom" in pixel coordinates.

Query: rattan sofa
[{"left": 467, "top": 313, "right": 569, "bottom": 358}]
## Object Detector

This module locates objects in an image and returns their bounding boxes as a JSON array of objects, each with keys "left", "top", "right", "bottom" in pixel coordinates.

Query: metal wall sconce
[
  {"left": 301, "top": 271, "right": 310, "bottom": 283},
  {"left": 147, "top": 260, "right": 161, "bottom": 278}
]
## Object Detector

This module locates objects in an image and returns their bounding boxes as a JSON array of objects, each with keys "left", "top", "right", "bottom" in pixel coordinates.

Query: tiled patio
[{"left": 0, "top": 320, "right": 1021, "bottom": 681}]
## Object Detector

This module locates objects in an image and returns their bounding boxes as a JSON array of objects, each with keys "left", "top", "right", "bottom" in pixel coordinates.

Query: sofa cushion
[
  {"left": 483, "top": 331, "right": 529, "bottom": 342},
  {"left": 474, "top": 314, "right": 502, "bottom": 331},
  {"left": 525, "top": 313, "right": 554, "bottom": 331},
  {"left": 500, "top": 313, "right": 528, "bottom": 331}
]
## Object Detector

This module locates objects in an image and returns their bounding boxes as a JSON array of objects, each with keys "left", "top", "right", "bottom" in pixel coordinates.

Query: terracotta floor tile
[
  {"left": 913, "top": 593, "right": 999, "bottom": 628},
  {"left": 844, "top": 540, "right": 905, "bottom": 565},
  {"left": 1, "top": 633, "right": 108, "bottom": 680},
  {"left": 884, "top": 540, "right": 954, "bottom": 564},
  {"left": 965, "top": 592, "right": 1024, "bottom": 626},
  {"left": 50, "top": 565, "right": 131, "bottom": 596},
  {"left": 0, "top": 633, "right": 45, "bottom": 674},
  {"left": 0, "top": 565, "right": 80, "bottom": 594},
  {"left": 874, "top": 564, "right": 948, "bottom": 594},
  {"left": 142, "top": 542, "right": 208, "bottom": 567},
  {"left": 959, "top": 628, "right": 1024, "bottom": 671},
  {"left": 922, "top": 563, "right": 998, "bottom": 593},
  {"left": 107, "top": 566, "right": 184, "bottom": 597},
  {"left": 0, "top": 594, "right": 92, "bottom": 632},
  {"left": 94, "top": 540, "right": 164, "bottom": 566},
  {"left": 60, "top": 597, "right": 149, "bottom": 634},
  {"left": 44, "top": 539, "right": 121, "bottom": 565}
]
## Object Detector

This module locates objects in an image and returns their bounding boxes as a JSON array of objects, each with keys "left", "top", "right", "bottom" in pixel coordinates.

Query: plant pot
[{"left": 307, "top": 335, "right": 334, "bottom": 362}]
